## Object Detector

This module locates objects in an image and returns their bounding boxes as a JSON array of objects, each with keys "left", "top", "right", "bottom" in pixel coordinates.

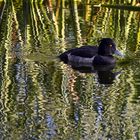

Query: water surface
[{"left": 0, "top": 1, "right": 140, "bottom": 140}]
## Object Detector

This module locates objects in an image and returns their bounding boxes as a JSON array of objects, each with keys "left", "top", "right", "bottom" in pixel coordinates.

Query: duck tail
[{"left": 58, "top": 53, "right": 68, "bottom": 64}]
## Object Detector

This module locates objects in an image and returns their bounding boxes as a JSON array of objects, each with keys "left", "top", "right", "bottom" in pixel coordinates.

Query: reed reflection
[{"left": 0, "top": 0, "right": 139, "bottom": 139}]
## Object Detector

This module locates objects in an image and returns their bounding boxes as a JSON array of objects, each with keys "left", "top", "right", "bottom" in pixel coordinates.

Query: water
[{"left": 0, "top": 1, "right": 140, "bottom": 140}]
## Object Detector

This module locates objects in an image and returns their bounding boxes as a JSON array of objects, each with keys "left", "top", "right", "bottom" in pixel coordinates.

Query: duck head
[{"left": 98, "top": 38, "right": 123, "bottom": 57}]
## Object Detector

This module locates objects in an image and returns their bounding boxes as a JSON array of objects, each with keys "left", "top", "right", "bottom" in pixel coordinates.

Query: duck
[{"left": 59, "top": 38, "right": 124, "bottom": 65}]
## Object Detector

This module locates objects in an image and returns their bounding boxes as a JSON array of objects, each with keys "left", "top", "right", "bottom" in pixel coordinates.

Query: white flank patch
[{"left": 68, "top": 53, "right": 96, "bottom": 67}]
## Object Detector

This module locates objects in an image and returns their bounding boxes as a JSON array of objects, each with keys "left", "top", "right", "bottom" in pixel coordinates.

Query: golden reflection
[
  {"left": 1, "top": 13, "right": 12, "bottom": 132},
  {"left": 47, "top": 0, "right": 59, "bottom": 39},
  {"left": 101, "top": 8, "right": 111, "bottom": 34},
  {"left": 136, "top": 25, "right": 140, "bottom": 51},
  {"left": 12, "top": 1, "right": 23, "bottom": 45},
  {"left": 125, "top": 11, "right": 134, "bottom": 41},
  {"left": 60, "top": 63, "right": 79, "bottom": 103},
  {"left": 72, "top": 0, "right": 82, "bottom": 45},
  {"left": 67, "top": 68, "right": 79, "bottom": 101},
  {"left": 30, "top": 2, "right": 39, "bottom": 44},
  {"left": 0, "top": 0, "right": 139, "bottom": 139},
  {"left": 61, "top": 0, "right": 65, "bottom": 43},
  {"left": 84, "top": 0, "right": 91, "bottom": 21}
]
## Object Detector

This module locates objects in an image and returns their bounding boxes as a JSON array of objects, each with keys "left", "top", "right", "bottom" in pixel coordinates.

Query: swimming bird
[{"left": 59, "top": 38, "right": 124, "bottom": 65}]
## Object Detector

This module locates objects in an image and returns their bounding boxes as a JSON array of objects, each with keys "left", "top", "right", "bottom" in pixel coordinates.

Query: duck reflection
[{"left": 68, "top": 61, "right": 121, "bottom": 85}]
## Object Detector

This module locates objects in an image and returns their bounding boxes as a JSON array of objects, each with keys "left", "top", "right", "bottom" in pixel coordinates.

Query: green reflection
[{"left": 0, "top": 0, "right": 139, "bottom": 139}]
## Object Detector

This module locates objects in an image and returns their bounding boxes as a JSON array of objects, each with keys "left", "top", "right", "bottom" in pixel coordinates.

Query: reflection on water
[
  {"left": 0, "top": 0, "right": 140, "bottom": 139},
  {"left": 64, "top": 61, "right": 121, "bottom": 85}
]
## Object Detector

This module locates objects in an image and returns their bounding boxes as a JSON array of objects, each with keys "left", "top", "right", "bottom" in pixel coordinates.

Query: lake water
[{"left": 0, "top": 1, "right": 140, "bottom": 140}]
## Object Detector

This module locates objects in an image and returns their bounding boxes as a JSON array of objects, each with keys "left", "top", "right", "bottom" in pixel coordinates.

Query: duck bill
[{"left": 114, "top": 50, "right": 124, "bottom": 57}]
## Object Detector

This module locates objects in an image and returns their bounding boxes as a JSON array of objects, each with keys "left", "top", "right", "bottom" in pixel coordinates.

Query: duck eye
[{"left": 109, "top": 44, "right": 112, "bottom": 47}]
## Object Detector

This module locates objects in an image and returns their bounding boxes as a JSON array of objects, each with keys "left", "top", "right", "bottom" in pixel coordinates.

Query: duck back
[{"left": 59, "top": 45, "right": 98, "bottom": 63}]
